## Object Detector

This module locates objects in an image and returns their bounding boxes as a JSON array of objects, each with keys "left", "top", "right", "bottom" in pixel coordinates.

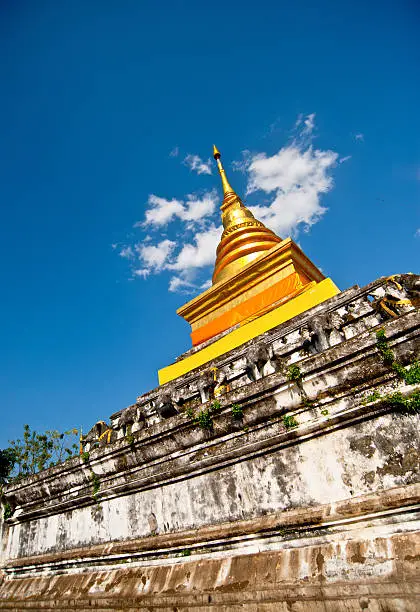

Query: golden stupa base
[
  {"left": 178, "top": 237, "right": 326, "bottom": 347},
  {"left": 158, "top": 277, "right": 340, "bottom": 385}
]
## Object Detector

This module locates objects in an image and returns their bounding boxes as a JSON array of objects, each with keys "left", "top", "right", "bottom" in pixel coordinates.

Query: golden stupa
[
  {"left": 211, "top": 145, "right": 282, "bottom": 284},
  {"left": 158, "top": 147, "right": 339, "bottom": 385}
]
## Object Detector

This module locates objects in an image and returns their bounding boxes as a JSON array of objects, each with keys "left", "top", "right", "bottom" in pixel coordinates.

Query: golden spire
[
  {"left": 211, "top": 146, "right": 282, "bottom": 285},
  {"left": 213, "top": 145, "right": 235, "bottom": 196}
]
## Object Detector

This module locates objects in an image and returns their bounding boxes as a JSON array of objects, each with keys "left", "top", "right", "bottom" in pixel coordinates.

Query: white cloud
[
  {"left": 183, "top": 154, "right": 212, "bottom": 175},
  {"left": 140, "top": 191, "right": 217, "bottom": 228},
  {"left": 200, "top": 279, "right": 212, "bottom": 290},
  {"left": 169, "top": 146, "right": 179, "bottom": 157},
  {"left": 159, "top": 225, "right": 222, "bottom": 293},
  {"left": 415, "top": 229, "right": 420, "bottom": 238},
  {"left": 355, "top": 133, "right": 364, "bottom": 142},
  {"left": 132, "top": 227, "right": 221, "bottom": 288},
  {"left": 140, "top": 195, "right": 185, "bottom": 227},
  {"left": 338, "top": 155, "right": 351, "bottom": 164},
  {"left": 119, "top": 246, "right": 134, "bottom": 259},
  {"left": 303, "top": 113, "right": 316, "bottom": 134},
  {"left": 136, "top": 238, "right": 176, "bottom": 273},
  {"left": 168, "top": 276, "right": 197, "bottom": 293},
  {"left": 232, "top": 150, "right": 251, "bottom": 173},
  {"left": 181, "top": 192, "right": 218, "bottom": 224},
  {"left": 168, "top": 224, "right": 221, "bottom": 272},
  {"left": 247, "top": 147, "right": 330, "bottom": 193},
  {"left": 133, "top": 268, "right": 150, "bottom": 278},
  {"left": 245, "top": 144, "right": 338, "bottom": 236}
]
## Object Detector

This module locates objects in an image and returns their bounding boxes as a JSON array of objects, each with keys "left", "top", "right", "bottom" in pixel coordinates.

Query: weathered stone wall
[
  {"left": 0, "top": 275, "right": 419, "bottom": 610},
  {"left": 3, "top": 406, "right": 420, "bottom": 561}
]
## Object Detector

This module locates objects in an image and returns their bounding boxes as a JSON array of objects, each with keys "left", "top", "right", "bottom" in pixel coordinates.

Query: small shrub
[
  {"left": 3, "top": 503, "right": 12, "bottom": 520},
  {"left": 408, "top": 389, "right": 420, "bottom": 412},
  {"left": 404, "top": 361, "right": 420, "bottom": 385},
  {"left": 231, "top": 404, "right": 243, "bottom": 419},
  {"left": 210, "top": 400, "right": 222, "bottom": 413},
  {"left": 126, "top": 433, "right": 135, "bottom": 446},
  {"left": 391, "top": 361, "right": 406, "bottom": 380},
  {"left": 282, "top": 414, "right": 298, "bottom": 429},
  {"left": 91, "top": 472, "right": 100, "bottom": 498},
  {"left": 81, "top": 451, "right": 90, "bottom": 464},
  {"left": 393, "top": 361, "right": 420, "bottom": 384},
  {"left": 376, "top": 329, "right": 395, "bottom": 365},
  {"left": 320, "top": 409, "right": 329, "bottom": 416},
  {"left": 362, "top": 390, "right": 381, "bottom": 405},
  {"left": 384, "top": 391, "right": 406, "bottom": 410},
  {"left": 185, "top": 406, "right": 195, "bottom": 419},
  {"left": 186, "top": 403, "right": 217, "bottom": 430},
  {"left": 286, "top": 364, "right": 302, "bottom": 382},
  {"left": 180, "top": 549, "right": 191, "bottom": 557},
  {"left": 385, "top": 389, "right": 420, "bottom": 414},
  {"left": 195, "top": 409, "right": 213, "bottom": 431},
  {"left": 375, "top": 329, "right": 420, "bottom": 385}
]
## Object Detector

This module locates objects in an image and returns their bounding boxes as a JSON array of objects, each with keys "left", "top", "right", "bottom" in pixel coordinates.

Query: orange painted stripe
[{"left": 191, "top": 272, "right": 309, "bottom": 346}]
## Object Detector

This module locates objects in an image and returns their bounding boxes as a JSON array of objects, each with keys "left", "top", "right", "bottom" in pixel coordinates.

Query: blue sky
[{"left": 0, "top": 0, "right": 419, "bottom": 449}]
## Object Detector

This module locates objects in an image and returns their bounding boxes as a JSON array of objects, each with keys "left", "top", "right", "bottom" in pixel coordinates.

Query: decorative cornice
[{"left": 177, "top": 238, "right": 324, "bottom": 324}]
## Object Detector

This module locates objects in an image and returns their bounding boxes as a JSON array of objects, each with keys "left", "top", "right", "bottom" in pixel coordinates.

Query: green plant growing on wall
[
  {"left": 210, "top": 399, "right": 222, "bottom": 413},
  {"left": 384, "top": 389, "right": 420, "bottom": 414},
  {"left": 375, "top": 329, "right": 420, "bottom": 385},
  {"left": 185, "top": 398, "right": 225, "bottom": 431},
  {"left": 91, "top": 472, "right": 100, "bottom": 498},
  {"left": 282, "top": 414, "right": 299, "bottom": 429},
  {"left": 361, "top": 390, "right": 381, "bottom": 406},
  {"left": 360, "top": 387, "right": 420, "bottom": 415},
  {"left": 231, "top": 404, "right": 243, "bottom": 419},
  {"left": 185, "top": 406, "right": 195, "bottom": 420},
  {"left": 195, "top": 409, "right": 213, "bottom": 431},
  {"left": 286, "top": 364, "right": 302, "bottom": 382},
  {"left": 81, "top": 451, "right": 90, "bottom": 464},
  {"left": 126, "top": 433, "right": 135, "bottom": 446},
  {"left": 2, "top": 502, "right": 12, "bottom": 520},
  {"left": 403, "top": 362, "right": 420, "bottom": 385},
  {"left": 375, "top": 329, "right": 395, "bottom": 365},
  {"left": 391, "top": 361, "right": 406, "bottom": 379},
  {"left": 180, "top": 549, "right": 191, "bottom": 557}
]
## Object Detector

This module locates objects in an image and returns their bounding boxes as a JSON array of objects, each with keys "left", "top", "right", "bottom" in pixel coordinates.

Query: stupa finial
[
  {"left": 213, "top": 145, "right": 235, "bottom": 196},
  {"left": 209, "top": 146, "right": 282, "bottom": 285}
]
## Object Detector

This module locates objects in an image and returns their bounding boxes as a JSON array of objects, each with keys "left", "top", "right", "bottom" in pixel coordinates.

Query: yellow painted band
[{"left": 158, "top": 278, "right": 340, "bottom": 385}]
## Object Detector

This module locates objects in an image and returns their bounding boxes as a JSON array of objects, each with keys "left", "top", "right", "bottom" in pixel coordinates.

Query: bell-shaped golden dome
[{"left": 212, "top": 146, "right": 282, "bottom": 285}]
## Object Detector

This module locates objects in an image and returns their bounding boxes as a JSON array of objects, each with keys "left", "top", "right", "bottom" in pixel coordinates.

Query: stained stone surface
[{"left": 0, "top": 273, "right": 419, "bottom": 610}]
